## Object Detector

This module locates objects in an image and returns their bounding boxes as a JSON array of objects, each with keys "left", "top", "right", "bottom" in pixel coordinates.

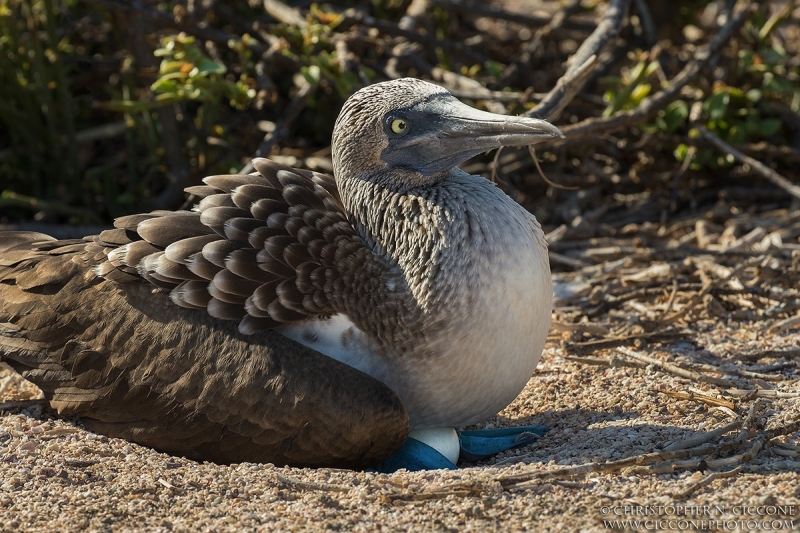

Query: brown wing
[
  {"left": 0, "top": 174, "right": 409, "bottom": 468},
  {"left": 92, "top": 158, "right": 377, "bottom": 335}
]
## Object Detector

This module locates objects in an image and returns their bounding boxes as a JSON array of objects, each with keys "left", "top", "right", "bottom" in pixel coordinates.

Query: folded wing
[{"left": 0, "top": 160, "right": 409, "bottom": 468}]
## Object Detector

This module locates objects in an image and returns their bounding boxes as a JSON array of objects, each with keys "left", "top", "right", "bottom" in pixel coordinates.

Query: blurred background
[{"left": 0, "top": 0, "right": 798, "bottom": 242}]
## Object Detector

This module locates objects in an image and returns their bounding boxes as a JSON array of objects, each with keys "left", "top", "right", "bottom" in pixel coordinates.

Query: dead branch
[
  {"left": 566, "top": 355, "right": 646, "bottom": 368},
  {"left": 659, "top": 255, "right": 763, "bottom": 326},
  {"left": 570, "top": 331, "right": 687, "bottom": 352},
  {"left": 340, "top": 9, "right": 488, "bottom": 64},
  {"left": 529, "top": 0, "right": 630, "bottom": 121},
  {"left": 696, "top": 126, "right": 800, "bottom": 201},
  {"left": 433, "top": 0, "right": 597, "bottom": 32},
  {"left": 705, "top": 434, "right": 765, "bottom": 469},
  {"left": 398, "top": 0, "right": 430, "bottom": 31},
  {"left": 734, "top": 348, "right": 800, "bottom": 362},
  {"left": 496, "top": 0, "right": 584, "bottom": 88},
  {"left": 635, "top": 134, "right": 800, "bottom": 163},
  {"left": 263, "top": 0, "right": 306, "bottom": 27},
  {"left": 723, "top": 389, "right": 800, "bottom": 399}
]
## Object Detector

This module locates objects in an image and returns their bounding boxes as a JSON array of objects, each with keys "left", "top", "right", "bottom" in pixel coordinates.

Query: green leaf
[
  {"left": 194, "top": 57, "right": 226, "bottom": 76},
  {"left": 104, "top": 99, "right": 166, "bottom": 112},
  {"left": 743, "top": 115, "right": 760, "bottom": 136},
  {"left": 745, "top": 89, "right": 762, "bottom": 103},
  {"left": 150, "top": 78, "right": 180, "bottom": 94},
  {"left": 315, "top": 51, "right": 335, "bottom": 72},
  {"left": 159, "top": 60, "right": 186, "bottom": 74},
  {"left": 658, "top": 100, "right": 688, "bottom": 133},
  {"left": 727, "top": 124, "right": 745, "bottom": 144},
  {"left": 705, "top": 91, "right": 729, "bottom": 121},
  {"left": 738, "top": 49, "right": 754, "bottom": 68},
  {"left": 157, "top": 71, "right": 189, "bottom": 82},
  {"left": 483, "top": 60, "right": 504, "bottom": 79},
  {"left": 301, "top": 65, "right": 321, "bottom": 85},
  {"left": 763, "top": 73, "right": 794, "bottom": 94},
  {"left": 628, "top": 61, "right": 645, "bottom": 81},
  {"left": 728, "top": 87, "right": 744, "bottom": 100},
  {"left": 674, "top": 143, "right": 689, "bottom": 162},
  {"left": 630, "top": 83, "right": 651, "bottom": 105},
  {"left": 761, "top": 47, "right": 786, "bottom": 66},
  {"left": 334, "top": 71, "right": 360, "bottom": 99},
  {"left": 599, "top": 75, "right": 622, "bottom": 87},
  {"left": 759, "top": 118, "right": 782, "bottom": 137}
]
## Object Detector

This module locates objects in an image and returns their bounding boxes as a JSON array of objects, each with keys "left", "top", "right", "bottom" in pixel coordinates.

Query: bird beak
[{"left": 381, "top": 94, "right": 564, "bottom": 176}]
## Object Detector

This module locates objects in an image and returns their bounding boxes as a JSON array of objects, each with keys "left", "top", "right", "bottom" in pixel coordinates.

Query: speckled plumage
[{"left": 0, "top": 78, "right": 559, "bottom": 467}]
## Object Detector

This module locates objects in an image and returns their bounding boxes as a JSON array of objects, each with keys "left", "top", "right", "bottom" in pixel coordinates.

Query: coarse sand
[{"left": 1, "top": 321, "right": 798, "bottom": 532}]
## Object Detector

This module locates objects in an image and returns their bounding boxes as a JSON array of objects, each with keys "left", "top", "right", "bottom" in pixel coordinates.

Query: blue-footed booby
[{"left": 0, "top": 78, "right": 561, "bottom": 470}]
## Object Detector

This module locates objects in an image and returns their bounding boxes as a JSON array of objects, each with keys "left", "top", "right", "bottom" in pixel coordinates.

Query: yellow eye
[{"left": 390, "top": 118, "right": 407, "bottom": 134}]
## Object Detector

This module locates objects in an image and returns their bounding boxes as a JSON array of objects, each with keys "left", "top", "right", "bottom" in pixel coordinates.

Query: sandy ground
[{"left": 1, "top": 319, "right": 798, "bottom": 532}]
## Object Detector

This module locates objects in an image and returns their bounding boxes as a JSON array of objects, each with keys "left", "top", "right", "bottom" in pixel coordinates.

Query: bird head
[{"left": 332, "top": 78, "right": 564, "bottom": 188}]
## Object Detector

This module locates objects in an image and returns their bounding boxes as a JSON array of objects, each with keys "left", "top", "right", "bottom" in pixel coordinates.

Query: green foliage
[
  {"left": 107, "top": 33, "right": 255, "bottom": 112},
  {"left": 0, "top": 2, "right": 261, "bottom": 223},
  {"left": 674, "top": 83, "right": 791, "bottom": 170},
  {"left": 599, "top": 6, "right": 800, "bottom": 172},
  {"left": 602, "top": 60, "right": 659, "bottom": 117},
  {"left": 483, "top": 60, "right": 504, "bottom": 79},
  {"left": 655, "top": 101, "right": 689, "bottom": 134},
  {"left": 673, "top": 5, "right": 799, "bottom": 171},
  {"left": 278, "top": 5, "right": 367, "bottom": 99},
  {"left": 0, "top": 0, "right": 79, "bottom": 210},
  {"left": 2, "top": 0, "right": 797, "bottom": 224},
  {"left": 703, "top": 86, "right": 782, "bottom": 142}
]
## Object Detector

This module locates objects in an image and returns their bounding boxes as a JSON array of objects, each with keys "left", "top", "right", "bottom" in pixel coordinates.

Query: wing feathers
[
  {"left": 223, "top": 217, "right": 264, "bottom": 241},
  {"left": 202, "top": 239, "right": 242, "bottom": 269},
  {"left": 251, "top": 198, "right": 288, "bottom": 220},
  {"left": 211, "top": 269, "right": 262, "bottom": 298},
  {"left": 79, "top": 159, "right": 373, "bottom": 334},
  {"left": 231, "top": 184, "right": 284, "bottom": 208},
  {"left": 224, "top": 249, "right": 270, "bottom": 282},
  {"left": 137, "top": 213, "right": 212, "bottom": 247},
  {"left": 198, "top": 193, "right": 237, "bottom": 211},
  {"left": 164, "top": 234, "right": 221, "bottom": 264},
  {"left": 184, "top": 185, "right": 218, "bottom": 197},
  {"left": 207, "top": 297, "right": 247, "bottom": 320},
  {"left": 185, "top": 252, "right": 223, "bottom": 280}
]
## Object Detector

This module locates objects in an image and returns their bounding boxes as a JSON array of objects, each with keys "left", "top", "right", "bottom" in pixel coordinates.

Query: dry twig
[
  {"left": 496, "top": 443, "right": 718, "bottom": 486},
  {"left": 653, "top": 389, "right": 735, "bottom": 410},
  {"left": 695, "top": 126, "right": 800, "bottom": 201},
  {"left": 617, "top": 347, "right": 733, "bottom": 388},
  {"left": 674, "top": 466, "right": 743, "bottom": 499}
]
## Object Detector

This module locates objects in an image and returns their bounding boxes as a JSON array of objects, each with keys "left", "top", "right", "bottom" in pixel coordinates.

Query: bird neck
[{"left": 336, "top": 168, "right": 541, "bottom": 312}]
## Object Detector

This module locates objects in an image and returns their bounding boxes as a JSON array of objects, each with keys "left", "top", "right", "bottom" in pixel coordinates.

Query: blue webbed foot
[
  {"left": 369, "top": 425, "right": 549, "bottom": 472},
  {"left": 370, "top": 438, "right": 458, "bottom": 473},
  {"left": 458, "top": 424, "right": 549, "bottom": 462}
]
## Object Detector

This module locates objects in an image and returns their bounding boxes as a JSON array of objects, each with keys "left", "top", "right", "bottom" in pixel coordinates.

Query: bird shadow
[{"left": 459, "top": 407, "right": 721, "bottom": 468}]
